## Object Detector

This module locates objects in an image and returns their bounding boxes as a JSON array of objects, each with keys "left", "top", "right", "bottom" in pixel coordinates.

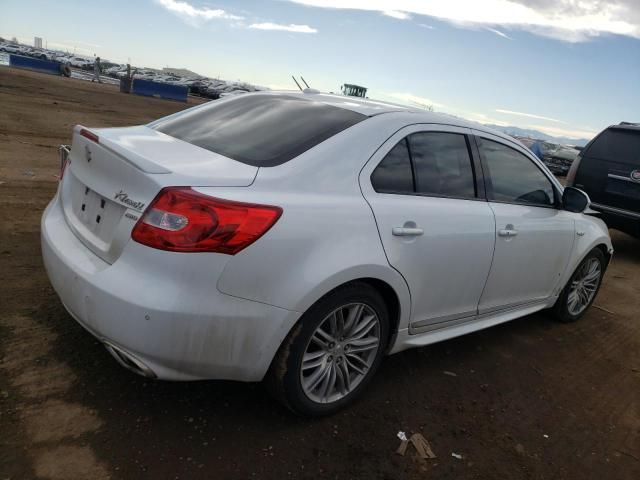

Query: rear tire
[
  {"left": 266, "top": 282, "right": 389, "bottom": 416},
  {"left": 552, "top": 248, "right": 605, "bottom": 323}
]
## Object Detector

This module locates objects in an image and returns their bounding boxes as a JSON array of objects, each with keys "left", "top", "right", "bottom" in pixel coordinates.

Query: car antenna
[
  {"left": 291, "top": 75, "right": 303, "bottom": 91},
  {"left": 300, "top": 76, "right": 310, "bottom": 88}
]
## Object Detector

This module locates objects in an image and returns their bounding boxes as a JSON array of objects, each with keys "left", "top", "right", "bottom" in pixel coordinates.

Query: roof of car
[
  {"left": 610, "top": 122, "right": 640, "bottom": 132},
  {"left": 268, "top": 90, "right": 515, "bottom": 143}
]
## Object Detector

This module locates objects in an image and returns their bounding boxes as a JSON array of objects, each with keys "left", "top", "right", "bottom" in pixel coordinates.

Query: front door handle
[
  {"left": 498, "top": 228, "right": 518, "bottom": 237},
  {"left": 392, "top": 227, "right": 424, "bottom": 237}
]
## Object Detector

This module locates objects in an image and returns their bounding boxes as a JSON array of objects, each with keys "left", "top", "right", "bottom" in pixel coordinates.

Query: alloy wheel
[
  {"left": 300, "top": 303, "right": 381, "bottom": 404},
  {"left": 567, "top": 257, "right": 602, "bottom": 316}
]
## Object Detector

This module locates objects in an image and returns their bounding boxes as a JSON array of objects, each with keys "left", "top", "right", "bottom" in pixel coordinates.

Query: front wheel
[
  {"left": 266, "top": 282, "right": 389, "bottom": 416},
  {"left": 553, "top": 248, "right": 605, "bottom": 323}
]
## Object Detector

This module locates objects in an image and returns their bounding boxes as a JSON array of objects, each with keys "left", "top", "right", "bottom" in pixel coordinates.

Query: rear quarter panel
[{"left": 212, "top": 115, "right": 412, "bottom": 330}]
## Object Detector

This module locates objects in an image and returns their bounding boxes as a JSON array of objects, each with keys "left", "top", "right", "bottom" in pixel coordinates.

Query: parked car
[
  {"left": 0, "top": 44, "right": 20, "bottom": 54},
  {"left": 567, "top": 122, "right": 640, "bottom": 237},
  {"left": 41, "top": 92, "right": 612, "bottom": 415},
  {"left": 542, "top": 144, "right": 580, "bottom": 176}
]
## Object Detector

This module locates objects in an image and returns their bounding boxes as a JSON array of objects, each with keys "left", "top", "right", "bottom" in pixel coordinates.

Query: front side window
[
  {"left": 408, "top": 132, "right": 475, "bottom": 198},
  {"left": 478, "top": 137, "right": 555, "bottom": 207}
]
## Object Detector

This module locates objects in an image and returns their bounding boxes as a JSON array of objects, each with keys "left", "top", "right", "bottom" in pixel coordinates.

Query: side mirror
[{"left": 562, "top": 187, "right": 590, "bottom": 213}]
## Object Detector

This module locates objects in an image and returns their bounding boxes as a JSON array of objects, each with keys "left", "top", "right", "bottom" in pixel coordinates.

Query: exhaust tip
[{"left": 103, "top": 341, "right": 156, "bottom": 379}]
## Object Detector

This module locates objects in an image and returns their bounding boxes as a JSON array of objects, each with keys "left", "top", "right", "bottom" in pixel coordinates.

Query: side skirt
[{"left": 389, "top": 298, "right": 555, "bottom": 355}]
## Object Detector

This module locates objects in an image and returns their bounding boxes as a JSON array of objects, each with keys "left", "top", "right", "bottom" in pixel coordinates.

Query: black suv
[{"left": 567, "top": 122, "right": 640, "bottom": 237}]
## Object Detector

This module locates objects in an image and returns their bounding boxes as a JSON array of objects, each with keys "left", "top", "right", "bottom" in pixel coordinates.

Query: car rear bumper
[{"left": 41, "top": 194, "right": 300, "bottom": 381}]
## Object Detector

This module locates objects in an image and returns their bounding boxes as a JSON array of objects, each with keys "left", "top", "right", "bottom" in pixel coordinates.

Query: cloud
[
  {"left": 418, "top": 23, "right": 434, "bottom": 29},
  {"left": 248, "top": 22, "right": 318, "bottom": 33},
  {"left": 464, "top": 111, "right": 511, "bottom": 127},
  {"left": 382, "top": 92, "right": 444, "bottom": 109},
  {"left": 156, "top": 1, "right": 319, "bottom": 33},
  {"left": 286, "top": 0, "right": 640, "bottom": 42},
  {"left": 524, "top": 124, "right": 598, "bottom": 139},
  {"left": 485, "top": 27, "right": 511, "bottom": 39},
  {"left": 365, "top": 92, "right": 595, "bottom": 139},
  {"left": 156, "top": 0, "right": 243, "bottom": 25},
  {"left": 383, "top": 10, "right": 411, "bottom": 20},
  {"left": 495, "top": 109, "right": 564, "bottom": 123}
]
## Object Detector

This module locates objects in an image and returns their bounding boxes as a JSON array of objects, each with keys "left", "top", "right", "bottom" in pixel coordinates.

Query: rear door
[
  {"left": 575, "top": 127, "right": 640, "bottom": 212},
  {"left": 474, "top": 133, "right": 575, "bottom": 313},
  {"left": 360, "top": 125, "right": 495, "bottom": 332}
]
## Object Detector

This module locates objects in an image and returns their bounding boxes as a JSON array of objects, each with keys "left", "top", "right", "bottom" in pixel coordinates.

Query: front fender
[{"left": 557, "top": 214, "right": 613, "bottom": 293}]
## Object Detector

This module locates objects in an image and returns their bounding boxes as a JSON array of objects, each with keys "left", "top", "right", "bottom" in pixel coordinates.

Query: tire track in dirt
[
  {"left": 1, "top": 314, "right": 110, "bottom": 479},
  {"left": 1, "top": 69, "right": 196, "bottom": 479}
]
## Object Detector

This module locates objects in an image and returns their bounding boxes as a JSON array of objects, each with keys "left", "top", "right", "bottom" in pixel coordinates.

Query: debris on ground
[
  {"left": 396, "top": 433, "right": 436, "bottom": 459},
  {"left": 451, "top": 452, "right": 463, "bottom": 460},
  {"left": 593, "top": 304, "right": 616, "bottom": 315},
  {"left": 443, "top": 371, "right": 458, "bottom": 377}
]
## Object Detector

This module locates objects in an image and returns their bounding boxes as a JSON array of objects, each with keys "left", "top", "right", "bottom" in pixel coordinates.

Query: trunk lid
[{"left": 59, "top": 125, "right": 258, "bottom": 264}]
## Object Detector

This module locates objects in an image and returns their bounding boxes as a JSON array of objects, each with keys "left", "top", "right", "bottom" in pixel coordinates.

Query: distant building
[{"left": 34, "top": 37, "right": 43, "bottom": 49}]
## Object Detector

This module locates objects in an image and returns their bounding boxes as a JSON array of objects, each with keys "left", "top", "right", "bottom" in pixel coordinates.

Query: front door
[
  {"left": 360, "top": 126, "right": 496, "bottom": 331},
  {"left": 474, "top": 133, "right": 575, "bottom": 313}
]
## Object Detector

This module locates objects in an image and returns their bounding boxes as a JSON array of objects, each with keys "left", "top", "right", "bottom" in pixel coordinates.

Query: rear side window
[
  {"left": 153, "top": 94, "right": 366, "bottom": 167},
  {"left": 478, "top": 137, "right": 555, "bottom": 207},
  {"left": 371, "top": 132, "right": 477, "bottom": 199},
  {"left": 585, "top": 129, "right": 640, "bottom": 165},
  {"left": 408, "top": 132, "right": 475, "bottom": 198},
  {"left": 370, "top": 139, "right": 414, "bottom": 194}
]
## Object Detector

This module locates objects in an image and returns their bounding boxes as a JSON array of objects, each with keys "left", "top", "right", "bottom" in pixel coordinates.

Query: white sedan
[{"left": 41, "top": 92, "right": 612, "bottom": 415}]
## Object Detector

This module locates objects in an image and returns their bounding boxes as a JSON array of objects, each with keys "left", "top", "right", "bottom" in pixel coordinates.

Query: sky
[{"left": 2, "top": 0, "right": 639, "bottom": 140}]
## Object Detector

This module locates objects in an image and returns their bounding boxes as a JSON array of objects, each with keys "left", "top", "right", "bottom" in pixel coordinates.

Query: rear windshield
[
  {"left": 153, "top": 94, "right": 367, "bottom": 167},
  {"left": 585, "top": 128, "right": 640, "bottom": 165}
]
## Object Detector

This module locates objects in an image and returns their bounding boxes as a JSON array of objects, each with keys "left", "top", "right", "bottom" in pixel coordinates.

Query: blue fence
[
  {"left": 9, "top": 54, "right": 62, "bottom": 75},
  {"left": 131, "top": 79, "right": 188, "bottom": 102}
]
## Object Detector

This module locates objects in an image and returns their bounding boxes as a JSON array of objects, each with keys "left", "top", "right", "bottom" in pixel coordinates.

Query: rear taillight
[
  {"left": 131, "top": 187, "right": 282, "bottom": 254},
  {"left": 80, "top": 128, "right": 99, "bottom": 143},
  {"left": 565, "top": 154, "right": 582, "bottom": 186}
]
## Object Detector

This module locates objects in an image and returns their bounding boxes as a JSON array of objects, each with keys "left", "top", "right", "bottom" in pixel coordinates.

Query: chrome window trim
[
  {"left": 608, "top": 173, "right": 640, "bottom": 184},
  {"left": 590, "top": 202, "right": 640, "bottom": 219}
]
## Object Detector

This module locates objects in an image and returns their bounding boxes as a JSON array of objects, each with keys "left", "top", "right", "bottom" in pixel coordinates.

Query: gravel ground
[{"left": 1, "top": 67, "right": 639, "bottom": 480}]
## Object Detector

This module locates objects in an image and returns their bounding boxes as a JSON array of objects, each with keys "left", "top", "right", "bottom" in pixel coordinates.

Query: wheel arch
[
  {"left": 594, "top": 243, "right": 612, "bottom": 270},
  {"left": 281, "top": 267, "right": 411, "bottom": 353}
]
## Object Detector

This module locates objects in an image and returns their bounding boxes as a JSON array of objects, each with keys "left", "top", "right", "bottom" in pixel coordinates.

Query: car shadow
[{"left": 609, "top": 229, "right": 640, "bottom": 263}]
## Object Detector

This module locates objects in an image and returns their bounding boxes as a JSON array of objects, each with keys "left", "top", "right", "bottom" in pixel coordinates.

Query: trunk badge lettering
[{"left": 114, "top": 190, "right": 145, "bottom": 210}]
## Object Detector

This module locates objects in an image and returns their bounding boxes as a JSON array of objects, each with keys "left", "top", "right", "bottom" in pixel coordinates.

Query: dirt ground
[{"left": 1, "top": 67, "right": 639, "bottom": 480}]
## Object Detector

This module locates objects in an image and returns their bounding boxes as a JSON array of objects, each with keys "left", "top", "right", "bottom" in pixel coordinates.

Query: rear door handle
[
  {"left": 392, "top": 227, "right": 424, "bottom": 237},
  {"left": 498, "top": 229, "right": 518, "bottom": 237}
]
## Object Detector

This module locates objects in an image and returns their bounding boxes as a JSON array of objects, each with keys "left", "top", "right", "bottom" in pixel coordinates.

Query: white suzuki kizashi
[{"left": 42, "top": 91, "right": 612, "bottom": 415}]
